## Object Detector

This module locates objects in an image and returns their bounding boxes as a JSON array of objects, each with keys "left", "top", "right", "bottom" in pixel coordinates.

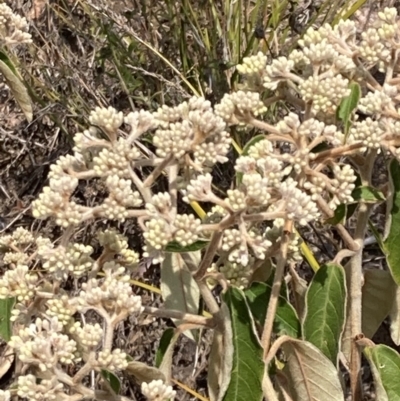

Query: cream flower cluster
[
  {"left": 143, "top": 192, "right": 203, "bottom": 262},
  {"left": 17, "top": 375, "right": 63, "bottom": 401},
  {"left": 207, "top": 260, "right": 253, "bottom": 290},
  {"left": 69, "top": 321, "right": 103, "bottom": 349},
  {"left": 9, "top": 317, "right": 80, "bottom": 371},
  {"left": 32, "top": 97, "right": 230, "bottom": 228},
  {"left": 154, "top": 96, "right": 231, "bottom": 166},
  {"left": 72, "top": 262, "right": 143, "bottom": 316},
  {"left": 0, "top": 3, "right": 31, "bottom": 45},
  {"left": 0, "top": 264, "right": 38, "bottom": 302},
  {"left": 0, "top": 391, "right": 10, "bottom": 401},
  {"left": 141, "top": 380, "right": 176, "bottom": 401},
  {"left": 46, "top": 294, "right": 76, "bottom": 326},
  {"left": 96, "top": 348, "right": 128, "bottom": 371},
  {"left": 97, "top": 229, "right": 140, "bottom": 268},
  {"left": 38, "top": 242, "right": 94, "bottom": 280}
]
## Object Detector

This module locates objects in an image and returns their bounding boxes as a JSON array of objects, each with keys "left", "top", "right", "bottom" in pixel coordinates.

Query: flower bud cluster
[
  {"left": 69, "top": 322, "right": 103, "bottom": 349},
  {"left": 97, "top": 229, "right": 139, "bottom": 268},
  {"left": 265, "top": 219, "right": 303, "bottom": 262},
  {"left": 89, "top": 106, "right": 124, "bottom": 134},
  {"left": 46, "top": 295, "right": 76, "bottom": 326},
  {"left": 101, "top": 175, "right": 143, "bottom": 221},
  {"left": 38, "top": 242, "right": 94, "bottom": 280},
  {"left": 0, "top": 390, "right": 10, "bottom": 401},
  {"left": 215, "top": 91, "right": 267, "bottom": 122},
  {"left": 219, "top": 260, "right": 253, "bottom": 289},
  {"left": 73, "top": 262, "right": 143, "bottom": 316},
  {"left": 141, "top": 379, "right": 176, "bottom": 401},
  {"left": 0, "top": 3, "right": 32, "bottom": 45},
  {"left": 17, "top": 375, "right": 63, "bottom": 401},
  {"left": 0, "top": 226, "right": 34, "bottom": 246},
  {"left": 154, "top": 96, "right": 231, "bottom": 166},
  {"left": 96, "top": 348, "right": 128, "bottom": 371},
  {"left": 9, "top": 317, "right": 80, "bottom": 371},
  {"left": 0, "top": 264, "right": 38, "bottom": 301}
]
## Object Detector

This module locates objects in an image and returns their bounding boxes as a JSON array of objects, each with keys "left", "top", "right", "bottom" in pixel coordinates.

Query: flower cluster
[
  {"left": 8, "top": 317, "right": 80, "bottom": 371},
  {"left": 17, "top": 375, "right": 63, "bottom": 401},
  {"left": 38, "top": 242, "right": 95, "bottom": 280},
  {"left": 141, "top": 380, "right": 176, "bottom": 401},
  {"left": 72, "top": 262, "right": 143, "bottom": 317},
  {"left": 0, "top": 3, "right": 31, "bottom": 45}
]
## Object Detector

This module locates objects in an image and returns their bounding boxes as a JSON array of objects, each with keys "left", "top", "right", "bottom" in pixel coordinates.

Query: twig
[
  {"left": 261, "top": 220, "right": 292, "bottom": 358},
  {"left": 143, "top": 306, "right": 214, "bottom": 327}
]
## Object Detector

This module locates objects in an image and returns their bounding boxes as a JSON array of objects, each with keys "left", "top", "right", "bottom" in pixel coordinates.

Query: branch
[
  {"left": 261, "top": 220, "right": 292, "bottom": 357},
  {"left": 143, "top": 306, "right": 214, "bottom": 327}
]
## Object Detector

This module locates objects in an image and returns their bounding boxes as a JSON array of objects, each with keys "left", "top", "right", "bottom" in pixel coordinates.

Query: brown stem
[
  {"left": 197, "top": 280, "right": 220, "bottom": 315},
  {"left": 261, "top": 220, "right": 292, "bottom": 358},
  {"left": 143, "top": 155, "right": 173, "bottom": 188},
  {"left": 143, "top": 306, "right": 214, "bottom": 327},
  {"left": 193, "top": 214, "right": 235, "bottom": 280},
  {"left": 128, "top": 165, "right": 152, "bottom": 203},
  {"left": 316, "top": 197, "right": 359, "bottom": 251},
  {"left": 313, "top": 142, "right": 364, "bottom": 163},
  {"left": 347, "top": 149, "right": 377, "bottom": 401},
  {"left": 72, "top": 351, "right": 96, "bottom": 384},
  {"left": 168, "top": 164, "right": 178, "bottom": 220}
]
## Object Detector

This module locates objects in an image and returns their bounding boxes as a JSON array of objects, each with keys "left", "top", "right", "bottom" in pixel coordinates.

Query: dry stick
[
  {"left": 348, "top": 149, "right": 377, "bottom": 401},
  {"left": 261, "top": 220, "right": 292, "bottom": 358}
]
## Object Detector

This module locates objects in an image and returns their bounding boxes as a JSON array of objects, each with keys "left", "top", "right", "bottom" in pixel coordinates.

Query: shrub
[{"left": 2, "top": 3, "right": 400, "bottom": 401}]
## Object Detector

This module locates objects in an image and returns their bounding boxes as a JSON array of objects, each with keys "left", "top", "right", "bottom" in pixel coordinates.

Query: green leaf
[
  {"left": 165, "top": 240, "right": 209, "bottom": 252},
  {"left": 351, "top": 186, "right": 385, "bottom": 203},
  {"left": 0, "top": 51, "right": 32, "bottom": 122},
  {"left": 364, "top": 347, "right": 389, "bottom": 401},
  {"left": 101, "top": 370, "right": 121, "bottom": 394},
  {"left": 236, "top": 135, "right": 265, "bottom": 185},
  {"left": 208, "top": 303, "right": 233, "bottom": 401},
  {"left": 245, "top": 282, "right": 301, "bottom": 338},
  {"left": 222, "top": 288, "right": 264, "bottom": 401},
  {"left": 325, "top": 204, "right": 347, "bottom": 225},
  {"left": 157, "top": 330, "right": 180, "bottom": 384},
  {"left": 368, "top": 219, "right": 385, "bottom": 252},
  {"left": 338, "top": 82, "right": 360, "bottom": 136},
  {"left": 362, "top": 269, "right": 397, "bottom": 338},
  {"left": 126, "top": 360, "right": 166, "bottom": 384},
  {"left": 279, "top": 339, "right": 345, "bottom": 401},
  {"left": 155, "top": 328, "right": 175, "bottom": 368},
  {"left": 302, "top": 263, "right": 346, "bottom": 364},
  {"left": 0, "top": 297, "right": 15, "bottom": 342},
  {"left": 250, "top": 259, "right": 273, "bottom": 284},
  {"left": 384, "top": 159, "right": 400, "bottom": 286},
  {"left": 160, "top": 252, "right": 200, "bottom": 341},
  {"left": 364, "top": 344, "right": 400, "bottom": 401}
]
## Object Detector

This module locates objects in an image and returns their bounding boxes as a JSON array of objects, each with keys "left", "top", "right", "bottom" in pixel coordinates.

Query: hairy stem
[
  {"left": 168, "top": 164, "right": 178, "bottom": 220},
  {"left": 261, "top": 220, "right": 292, "bottom": 358},
  {"left": 193, "top": 213, "right": 235, "bottom": 280},
  {"left": 72, "top": 351, "right": 96, "bottom": 384},
  {"left": 143, "top": 306, "right": 214, "bottom": 327},
  {"left": 143, "top": 155, "right": 173, "bottom": 188},
  {"left": 197, "top": 280, "right": 220, "bottom": 315},
  {"left": 348, "top": 149, "right": 377, "bottom": 400}
]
